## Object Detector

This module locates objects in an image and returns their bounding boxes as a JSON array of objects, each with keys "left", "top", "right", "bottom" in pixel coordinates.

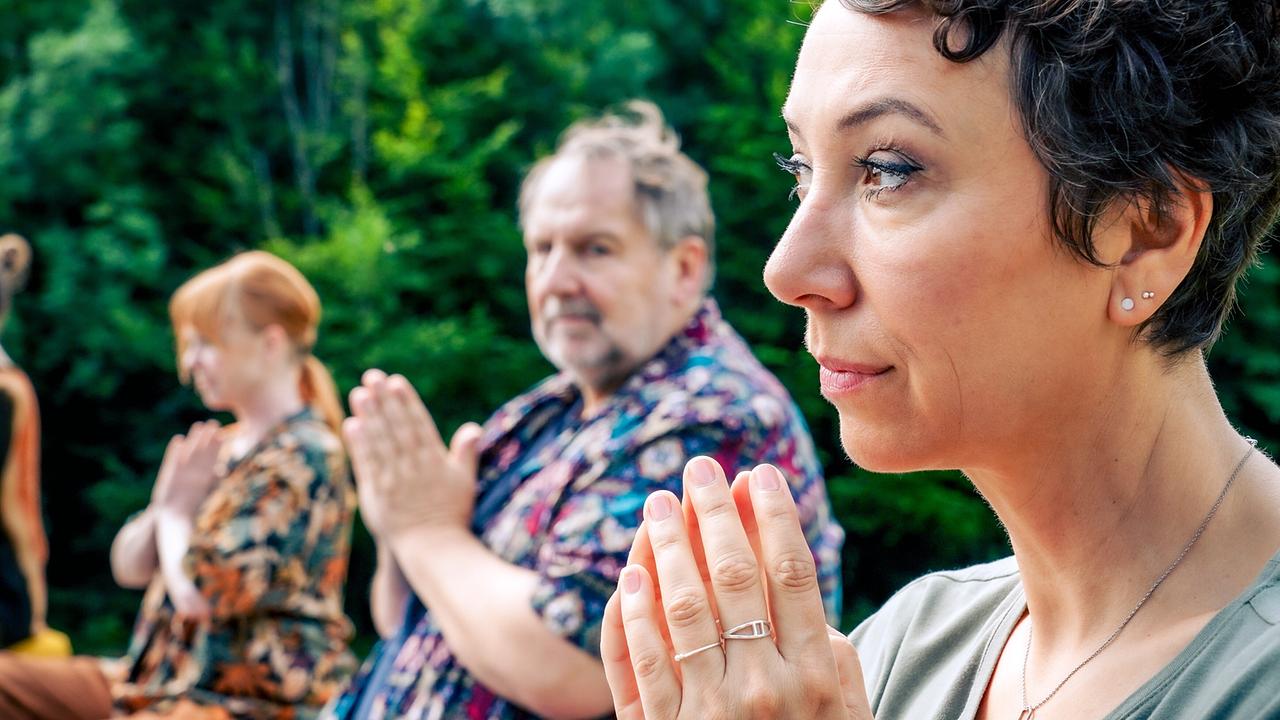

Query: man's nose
[{"left": 536, "top": 245, "right": 583, "bottom": 296}]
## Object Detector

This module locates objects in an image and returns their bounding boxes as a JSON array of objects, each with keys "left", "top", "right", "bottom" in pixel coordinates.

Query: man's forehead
[{"left": 523, "top": 155, "right": 642, "bottom": 231}]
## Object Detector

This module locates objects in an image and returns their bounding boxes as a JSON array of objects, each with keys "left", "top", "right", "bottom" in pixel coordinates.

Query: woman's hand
[
  {"left": 154, "top": 421, "right": 224, "bottom": 518},
  {"left": 166, "top": 571, "right": 211, "bottom": 623},
  {"left": 601, "top": 458, "right": 873, "bottom": 720}
]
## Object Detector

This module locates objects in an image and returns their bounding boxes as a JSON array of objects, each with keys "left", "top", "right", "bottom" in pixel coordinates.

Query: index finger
[{"left": 383, "top": 374, "right": 445, "bottom": 452}]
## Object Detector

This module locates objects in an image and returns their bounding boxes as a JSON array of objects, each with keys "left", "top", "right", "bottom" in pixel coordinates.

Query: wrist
[
  {"left": 153, "top": 502, "right": 195, "bottom": 520},
  {"left": 387, "top": 522, "right": 474, "bottom": 561}
]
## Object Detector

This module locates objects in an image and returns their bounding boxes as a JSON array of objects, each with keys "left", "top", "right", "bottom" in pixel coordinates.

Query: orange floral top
[{"left": 112, "top": 409, "right": 357, "bottom": 719}]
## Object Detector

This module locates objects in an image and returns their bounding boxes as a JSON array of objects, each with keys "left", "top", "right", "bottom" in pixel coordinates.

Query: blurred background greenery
[{"left": 0, "top": 0, "right": 1275, "bottom": 655}]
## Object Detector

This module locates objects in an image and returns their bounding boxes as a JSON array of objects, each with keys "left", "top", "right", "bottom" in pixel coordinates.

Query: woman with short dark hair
[{"left": 602, "top": 2, "right": 1280, "bottom": 718}]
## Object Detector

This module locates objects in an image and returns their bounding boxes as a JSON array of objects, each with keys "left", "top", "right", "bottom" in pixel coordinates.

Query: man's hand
[
  {"left": 154, "top": 421, "right": 224, "bottom": 519},
  {"left": 344, "top": 370, "right": 484, "bottom": 541}
]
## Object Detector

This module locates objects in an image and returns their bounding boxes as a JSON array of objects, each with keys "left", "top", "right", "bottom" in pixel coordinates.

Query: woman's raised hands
[{"left": 601, "top": 457, "right": 873, "bottom": 720}]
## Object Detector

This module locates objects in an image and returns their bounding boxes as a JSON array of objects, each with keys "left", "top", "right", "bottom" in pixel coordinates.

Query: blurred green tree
[{"left": 0, "top": 0, "right": 1272, "bottom": 655}]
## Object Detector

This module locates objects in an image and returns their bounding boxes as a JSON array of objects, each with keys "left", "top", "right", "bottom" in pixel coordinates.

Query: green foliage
[{"left": 0, "top": 0, "right": 1273, "bottom": 655}]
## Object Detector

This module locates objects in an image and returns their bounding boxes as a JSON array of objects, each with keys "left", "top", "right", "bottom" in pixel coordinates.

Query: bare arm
[
  {"left": 1, "top": 472, "right": 46, "bottom": 630},
  {"left": 110, "top": 508, "right": 159, "bottom": 589},
  {"left": 112, "top": 426, "right": 221, "bottom": 593},
  {"left": 389, "top": 526, "right": 613, "bottom": 720},
  {"left": 369, "top": 541, "right": 411, "bottom": 639}
]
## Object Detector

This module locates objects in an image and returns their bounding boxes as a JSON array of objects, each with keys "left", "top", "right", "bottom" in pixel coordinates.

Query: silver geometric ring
[
  {"left": 673, "top": 639, "right": 723, "bottom": 662},
  {"left": 721, "top": 619, "right": 772, "bottom": 640}
]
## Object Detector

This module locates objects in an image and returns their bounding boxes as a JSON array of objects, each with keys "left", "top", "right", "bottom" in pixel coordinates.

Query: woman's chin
[
  {"left": 838, "top": 421, "right": 932, "bottom": 474},
  {"left": 198, "top": 394, "right": 230, "bottom": 412}
]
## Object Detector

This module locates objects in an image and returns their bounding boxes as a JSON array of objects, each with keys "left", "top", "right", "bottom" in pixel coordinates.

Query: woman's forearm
[
  {"left": 110, "top": 508, "right": 159, "bottom": 589},
  {"left": 370, "top": 540, "right": 411, "bottom": 639},
  {"left": 154, "top": 508, "right": 196, "bottom": 591},
  {"left": 2, "top": 502, "right": 46, "bottom": 630}
]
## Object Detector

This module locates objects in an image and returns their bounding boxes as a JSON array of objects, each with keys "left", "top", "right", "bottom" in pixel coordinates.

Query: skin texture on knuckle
[
  {"left": 738, "top": 684, "right": 783, "bottom": 719},
  {"left": 663, "top": 587, "right": 711, "bottom": 629},
  {"left": 710, "top": 551, "right": 761, "bottom": 595},
  {"left": 758, "top": 494, "right": 798, "bottom": 524},
  {"left": 629, "top": 647, "right": 669, "bottom": 681},
  {"left": 770, "top": 551, "right": 819, "bottom": 594},
  {"left": 695, "top": 491, "right": 739, "bottom": 521},
  {"left": 647, "top": 526, "right": 689, "bottom": 553}
]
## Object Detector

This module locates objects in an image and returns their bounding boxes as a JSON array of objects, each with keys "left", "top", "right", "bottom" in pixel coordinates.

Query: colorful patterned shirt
[
  {"left": 112, "top": 408, "right": 358, "bottom": 719},
  {"left": 325, "top": 300, "right": 844, "bottom": 720}
]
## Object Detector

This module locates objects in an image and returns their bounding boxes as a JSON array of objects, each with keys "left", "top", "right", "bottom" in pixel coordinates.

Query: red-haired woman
[{"left": 0, "top": 250, "right": 357, "bottom": 720}]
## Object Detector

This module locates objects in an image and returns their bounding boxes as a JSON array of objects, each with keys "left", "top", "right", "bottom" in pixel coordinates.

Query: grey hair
[{"left": 518, "top": 100, "right": 717, "bottom": 289}]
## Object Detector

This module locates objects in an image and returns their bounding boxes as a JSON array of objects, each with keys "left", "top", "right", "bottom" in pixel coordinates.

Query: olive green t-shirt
[{"left": 850, "top": 549, "right": 1280, "bottom": 719}]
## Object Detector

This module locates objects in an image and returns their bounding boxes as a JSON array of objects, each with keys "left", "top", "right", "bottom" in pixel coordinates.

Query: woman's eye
[
  {"left": 773, "top": 152, "right": 813, "bottom": 200},
  {"left": 858, "top": 153, "right": 921, "bottom": 199}
]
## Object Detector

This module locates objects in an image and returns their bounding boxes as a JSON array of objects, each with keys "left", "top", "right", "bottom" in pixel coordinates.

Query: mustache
[{"left": 543, "top": 298, "right": 603, "bottom": 324}]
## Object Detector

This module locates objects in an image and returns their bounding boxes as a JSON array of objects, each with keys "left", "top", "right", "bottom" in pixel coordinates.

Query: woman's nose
[{"left": 764, "top": 192, "right": 859, "bottom": 312}]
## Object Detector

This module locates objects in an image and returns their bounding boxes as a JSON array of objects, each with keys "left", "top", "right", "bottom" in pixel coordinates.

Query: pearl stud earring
[
  {"left": 1121, "top": 297, "right": 1136, "bottom": 311},
  {"left": 1142, "top": 291, "right": 1156, "bottom": 299}
]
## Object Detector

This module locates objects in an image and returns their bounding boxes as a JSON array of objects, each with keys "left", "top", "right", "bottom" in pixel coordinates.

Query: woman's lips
[{"left": 817, "top": 360, "right": 893, "bottom": 395}]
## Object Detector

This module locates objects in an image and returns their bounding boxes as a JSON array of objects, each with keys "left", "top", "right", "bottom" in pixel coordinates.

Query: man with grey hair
[{"left": 325, "top": 101, "right": 843, "bottom": 720}]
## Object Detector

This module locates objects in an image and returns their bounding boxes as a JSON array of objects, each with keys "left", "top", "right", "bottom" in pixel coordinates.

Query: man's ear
[
  {"left": 667, "top": 235, "right": 710, "bottom": 305},
  {"left": 1101, "top": 179, "right": 1212, "bottom": 327}
]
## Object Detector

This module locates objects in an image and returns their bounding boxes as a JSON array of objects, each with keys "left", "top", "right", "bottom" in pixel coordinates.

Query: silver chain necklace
[{"left": 1017, "top": 439, "right": 1258, "bottom": 720}]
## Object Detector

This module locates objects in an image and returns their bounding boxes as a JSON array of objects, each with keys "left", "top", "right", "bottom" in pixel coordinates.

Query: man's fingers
[
  {"left": 387, "top": 374, "right": 446, "bottom": 451},
  {"left": 449, "top": 422, "right": 484, "bottom": 477},
  {"left": 343, "top": 417, "right": 374, "bottom": 480},
  {"left": 349, "top": 385, "right": 395, "bottom": 483},
  {"left": 377, "top": 375, "right": 422, "bottom": 454}
]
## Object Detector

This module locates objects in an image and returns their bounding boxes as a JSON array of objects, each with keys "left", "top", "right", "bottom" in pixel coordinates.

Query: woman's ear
[
  {"left": 1102, "top": 179, "right": 1212, "bottom": 327},
  {"left": 261, "top": 324, "right": 292, "bottom": 361}
]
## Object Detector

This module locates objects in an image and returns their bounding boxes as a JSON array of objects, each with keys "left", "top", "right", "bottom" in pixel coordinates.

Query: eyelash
[
  {"left": 773, "top": 153, "right": 808, "bottom": 200},
  {"left": 773, "top": 150, "right": 923, "bottom": 201}
]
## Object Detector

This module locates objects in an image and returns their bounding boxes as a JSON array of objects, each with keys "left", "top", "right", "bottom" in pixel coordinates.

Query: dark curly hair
[{"left": 840, "top": 0, "right": 1280, "bottom": 353}]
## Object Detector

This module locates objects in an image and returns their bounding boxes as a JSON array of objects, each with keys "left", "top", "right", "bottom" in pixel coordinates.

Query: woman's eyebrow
[{"left": 782, "top": 96, "right": 946, "bottom": 139}]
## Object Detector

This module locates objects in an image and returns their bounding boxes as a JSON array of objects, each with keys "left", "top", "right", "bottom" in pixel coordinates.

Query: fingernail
[
  {"left": 689, "top": 457, "right": 717, "bottom": 487},
  {"left": 646, "top": 493, "right": 673, "bottom": 521},
  {"left": 753, "top": 465, "right": 782, "bottom": 492},
  {"left": 622, "top": 566, "right": 642, "bottom": 594}
]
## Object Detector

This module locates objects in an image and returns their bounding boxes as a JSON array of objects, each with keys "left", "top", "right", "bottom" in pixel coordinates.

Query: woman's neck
[
  {"left": 967, "top": 357, "right": 1280, "bottom": 650},
  {"left": 229, "top": 369, "right": 306, "bottom": 447}
]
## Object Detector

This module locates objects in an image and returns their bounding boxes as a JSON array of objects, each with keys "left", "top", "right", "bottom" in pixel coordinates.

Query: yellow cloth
[{"left": 8, "top": 627, "right": 71, "bottom": 657}]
